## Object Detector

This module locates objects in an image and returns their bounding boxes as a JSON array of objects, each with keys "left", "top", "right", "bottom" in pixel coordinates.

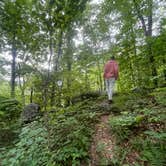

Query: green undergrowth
[
  {"left": 1, "top": 88, "right": 165, "bottom": 166},
  {"left": 108, "top": 87, "right": 166, "bottom": 166},
  {"left": 0, "top": 97, "right": 101, "bottom": 166},
  {"left": 0, "top": 96, "right": 21, "bottom": 147},
  {"left": 1, "top": 121, "right": 50, "bottom": 166},
  {"left": 47, "top": 107, "right": 99, "bottom": 166}
]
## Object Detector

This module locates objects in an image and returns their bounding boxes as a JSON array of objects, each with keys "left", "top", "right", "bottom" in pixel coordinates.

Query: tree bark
[
  {"left": 30, "top": 87, "right": 33, "bottom": 103},
  {"left": 96, "top": 55, "right": 103, "bottom": 92},
  {"left": 133, "top": 0, "right": 158, "bottom": 87},
  {"left": 18, "top": 64, "right": 25, "bottom": 106},
  {"left": 11, "top": 42, "right": 17, "bottom": 98},
  {"left": 146, "top": 0, "right": 158, "bottom": 87},
  {"left": 133, "top": 0, "right": 148, "bottom": 36},
  {"left": 50, "top": 30, "right": 63, "bottom": 107},
  {"left": 65, "top": 27, "right": 73, "bottom": 105}
]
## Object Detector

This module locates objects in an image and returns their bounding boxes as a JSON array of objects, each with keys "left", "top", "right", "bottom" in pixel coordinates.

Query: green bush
[
  {"left": 0, "top": 96, "right": 22, "bottom": 147},
  {"left": 1, "top": 121, "right": 50, "bottom": 166},
  {"left": 49, "top": 110, "right": 98, "bottom": 166},
  {"left": 109, "top": 114, "right": 144, "bottom": 142},
  {"left": 0, "top": 97, "right": 21, "bottom": 124},
  {"left": 132, "top": 131, "right": 166, "bottom": 166},
  {"left": 150, "top": 87, "right": 166, "bottom": 106}
]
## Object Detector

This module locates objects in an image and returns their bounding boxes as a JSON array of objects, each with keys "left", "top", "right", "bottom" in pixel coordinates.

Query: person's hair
[{"left": 110, "top": 56, "right": 115, "bottom": 60}]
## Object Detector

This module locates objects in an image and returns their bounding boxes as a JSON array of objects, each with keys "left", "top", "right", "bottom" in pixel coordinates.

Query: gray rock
[{"left": 21, "top": 103, "right": 40, "bottom": 124}]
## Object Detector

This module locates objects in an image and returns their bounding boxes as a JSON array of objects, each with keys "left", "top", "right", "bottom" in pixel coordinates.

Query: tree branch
[{"left": 132, "top": 0, "right": 148, "bottom": 36}]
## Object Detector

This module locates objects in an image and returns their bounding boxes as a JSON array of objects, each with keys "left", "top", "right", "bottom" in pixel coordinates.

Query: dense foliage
[
  {"left": 0, "top": 0, "right": 165, "bottom": 165},
  {"left": 108, "top": 88, "right": 166, "bottom": 165},
  {"left": 0, "top": 98, "right": 99, "bottom": 166},
  {"left": 1, "top": 88, "right": 165, "bottom": 165},
  {"left": 0, "top": 96, "right": 21, "bottom": 147}
]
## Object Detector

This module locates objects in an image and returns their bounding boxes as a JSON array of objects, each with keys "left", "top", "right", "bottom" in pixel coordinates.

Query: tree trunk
[
  {"left": 96, "top": 57, "right": 103, "bottom": 92},
  {"left": 18, "top": 67, "right": 25, "bottom": 106},
  {"left": 65, "top": 27, "right": 73, "bottom": 105},
  {"left": 43, "top": 85, "right": 47, "bottom": 111},
  {"left": 50, "top": 30, "right": 63, "bottom": 107},
  {"left": 54, "top": 30, "right": 63, "bottom": 71},
  {"left": 147, "top": 41, "right": 158, "bottom": 86},
  {"left": 129, "top": 57, "right": 136, "bottom": 88},
  {"left": 21, "top": 79, "right": 25, "bottom": 106},
  {"left": 43, "top": 27, "right": 54, "bottom": 110},
  {"left": 146, "top": 0, "right": 158, "bottom": 87},
  {"left": 133, "top": 0, "right": 158, "bottom": 87},
  {"left": 11, "top": 42, "right": 17, "bottom": 98},
  {"left": 85, "top": 68, "right": 90, "bottom": 91},
  {"left": 30, "top": 87, "right": 33, "bottom": 103}
]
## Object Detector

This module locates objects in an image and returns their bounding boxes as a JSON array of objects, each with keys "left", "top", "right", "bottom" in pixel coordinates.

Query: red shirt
[{"left": 103, "top": 60, "right": 119, "bottom": 79}]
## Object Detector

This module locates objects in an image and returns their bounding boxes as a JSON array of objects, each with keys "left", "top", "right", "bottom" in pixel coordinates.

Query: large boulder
[{"left": 21, "top": 103, "right": 40, "bottom": 124}]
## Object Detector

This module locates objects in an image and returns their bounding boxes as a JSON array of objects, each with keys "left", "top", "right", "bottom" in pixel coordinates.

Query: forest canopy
[{"left": 0, "top": 0, "right": 165, "bottom": 105}]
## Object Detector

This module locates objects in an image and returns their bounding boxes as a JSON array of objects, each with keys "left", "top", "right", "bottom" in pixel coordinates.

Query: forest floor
[
  {"left": 90, "top": 113, "right": 115, "bottom": 165},
  {"left": 89, "top": 109, "right": 140, "bottom": 166},
  {"left": 0, "top": 87, "right": 165, "bottom": 166},
  {"left": 88, "top": 87, "right": 166, "bottom": 165}
]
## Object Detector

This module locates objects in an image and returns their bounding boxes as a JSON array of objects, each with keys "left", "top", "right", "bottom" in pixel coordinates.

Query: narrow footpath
[{"left": 90, "top": 114, "right": 115, "bottom": 165}]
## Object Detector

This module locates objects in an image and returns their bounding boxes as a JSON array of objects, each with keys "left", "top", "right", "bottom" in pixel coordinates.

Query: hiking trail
[{"left": 90, "top": 113, "right": 115, "bottom": 165}]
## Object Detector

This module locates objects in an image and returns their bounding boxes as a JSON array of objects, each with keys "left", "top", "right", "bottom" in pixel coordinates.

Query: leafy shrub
[
  {"left": 109, "top": 114, "right": 144, "bottom": 142},
  {"left": 0, "top": 97, "right": 21, "bottom": 124},
  {"left": 1, "top": 109, "right": 96, "bottom": 166},
  {"left": 150, "top": 87, "right": 166, "bottom": 106},
  {"left": 0, "top": 96, "right": 22, "bottom": 146},
  {"left": 132, "top": 131, "right": 166, "bottom": 166},
  {"left": 1, "top": 121, "right": 50, "bottom": 166},
  {"left": 49, "top": 110, "right": 98, "bottom": 166},
  {"left": 135, "top": 107, "right": 166, "bottom": 124},
  {"left": 141, "top": 145, "right": 166, "bottom": 166},
  {"left": 112, "top": 92, "right": 145, "bottom": 111}
]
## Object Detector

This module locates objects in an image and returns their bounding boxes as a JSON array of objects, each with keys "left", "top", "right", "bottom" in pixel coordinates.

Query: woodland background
[{"left": 0, "top": 0, "right": 165, "bottom": 165}]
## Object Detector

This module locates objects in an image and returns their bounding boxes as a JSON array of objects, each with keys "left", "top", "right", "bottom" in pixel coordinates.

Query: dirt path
[{"left": 90, "top": 114, "right": 115, "bottom": 166}]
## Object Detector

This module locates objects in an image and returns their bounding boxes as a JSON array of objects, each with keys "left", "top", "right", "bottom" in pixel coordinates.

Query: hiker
[{"left": 103, "top": 56, "right": 119, "bottom": 104}]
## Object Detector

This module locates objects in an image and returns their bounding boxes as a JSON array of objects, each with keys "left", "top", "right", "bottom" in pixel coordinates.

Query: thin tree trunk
[
  {"left": 133, "top": 0, "right": 148, "bottom": 36},
  {"left": 54, "top": 30, "right": 63, "bottom": 71},
  {"left": 21, "top": 77, "right": 25, "bottom": 106},
  {"left": 133, "top": 0, "right": 158, "bottom": 87},
  {"left": 18, "top": 67, "right": 25, "bottom": 106},
  {"left": 96, "top": 54, "right": 103, "bottom": 92},
  {"left": 11, "top": 42, "right": 17, "bottom": 98},
  {"left": 30, "top": 87, "right": 33, "bottom": 103},
  {"left": 43, "top": 27, "right": 54, "bottom": 110},
  {"left": 66, "top": 27, "right": 73, "bottom": 105},
  {"left": 132, "top": 31, "right": 140, "bottom": 86},
  {"left": 147, "top": 0, "right": 158, "bottom": 87},
  {"left": 85, "top": 68, "right": 90, "bottom": 91},
  {"left": 129, "top": 57, "right": 135, "bottom": 88},
  {"left": 50, "top": 30, "right": 63, "bottom": 107}
]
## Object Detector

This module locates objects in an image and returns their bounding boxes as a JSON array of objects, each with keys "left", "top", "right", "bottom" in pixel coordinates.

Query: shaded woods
[{"left": 0, "top": 0, "right": 165, "bottom": 165}]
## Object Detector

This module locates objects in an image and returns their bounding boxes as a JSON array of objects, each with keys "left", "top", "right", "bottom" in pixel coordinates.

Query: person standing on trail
[{"left": 103, "top": 56, "right": 119, "bottom": 104}]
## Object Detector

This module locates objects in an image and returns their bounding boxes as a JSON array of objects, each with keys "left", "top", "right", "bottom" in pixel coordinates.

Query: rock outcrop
[{"left": 21, "top": 103, "right": 40, "bottom": 124}]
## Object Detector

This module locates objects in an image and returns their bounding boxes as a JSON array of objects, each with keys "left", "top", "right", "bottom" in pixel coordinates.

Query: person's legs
[
  {"left": 105, "top": 78, "right": 115, "bottom": 102},
  {"left": 108, "top": 78, "right": 115, "bottom": 101},
  {"left": 105, "top": 79, "right": 110, "bottom": 100}
]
